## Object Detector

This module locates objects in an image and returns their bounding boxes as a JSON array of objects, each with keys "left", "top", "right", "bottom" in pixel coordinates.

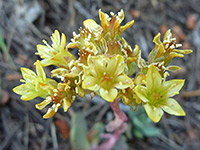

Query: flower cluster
[{"left": 13, "top": 9, "right": 192, "bottom": 122}]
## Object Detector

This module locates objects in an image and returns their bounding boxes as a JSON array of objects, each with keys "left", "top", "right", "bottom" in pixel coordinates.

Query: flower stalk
[
  {"left": 107, "top": 98, "right": 127, "bottom": 132},
  {"left": 97, "top": 99, "right": 127, "bottom": 150}
]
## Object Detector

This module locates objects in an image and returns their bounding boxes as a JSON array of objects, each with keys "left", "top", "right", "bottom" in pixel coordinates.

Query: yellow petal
[
  {"left": 112, "top": 10, "right": 124, "bottom": 32},
  {"left": 166, "top": 65, "right": 182, "bottom": 71},
  {"left": 82, "top": 76, "right": 99, "bottom": 91},
  {"left": 13, "top": 84, "right": 38, "bottom": 101},
  {"left": 87, "top": 55, "right": 105, "bottom": 78},
  {"left": 134, "top": 85, "right": 149, "bottom": 102},
  {"left": 163, "top": 29, "right": 172, "bottom": 41},
  {"left": 40, "top": 59, "right": 52, "bottom": 66},
  {"left": 63, "top": 97, "right": 73, "bottom": 112},
  {"left": 51, "top": 30, "right": 61, "bottom": 51},
  {"left": 169, "top": 52, "right": 184, "bottom": 58},
  {"left": 116, "top": 9, "right": 124, "bottom": 24},
  {"left": 35, "top": 60, "right": 46, "bottom": 82},
  {"left": 107, "top": 55, "right": 125, "bottom": 77},
  {"left": 21, "top": 92, "right": 39, "bottom": 101},
  {"left": 99, "top": 88, "right": 118, "bottom": 102},
  {"left": 43, "top": 103, "right": 61, "bottom": 118},
  {"left": 162, "top": 98, "right": 185, "bottom": 116},
  {"left": 146, "top": 65, "right": 162, "bottom": 91},
  {"left": 83, "top": 19, "right": 102, "bottom": 33},
  {"left": 144, "top": 103, "right": 164, "bottom": 123},
  {"left": 157, "top": 44, "right": 165, "bottom": 56},
  {"left": 60, "top": 33, "right": 67, "bottom": 53},
  {"left": 21, "top": 67, "right": 36, "bottom": 82},
  {"left": 134, "top": 74, "right": 146, "bottom": 85},
  {"left": 163, "top": 79, "right": 184, "bottom": 97},
  {"left": 173, "top": 49, "right": 193, "bottom": 54},
  {"left": 153, "top": 33, "right": 162, "bottom": 45},
  {"left": 99, "top": 9, "right": 111, "bottom": 30},
  {"left": 35, "top": 97, "right": 51, "bottom": 110},
  {"left": 120, "top": 20, "right": 135, "bottom": 33},
  {"left": 115, "top": 75, "right": 132, "bottom": 89},
  {"left": 36, "top": 44, "right": 53, "bottom": 58},
  {"left": 76, "top": 86, "right": 85, "bottom": 97},
  {"left": 13, "top": 84, "right": 26, "bottom": 95},
  {"left": 43, "top": 108, "right": 56, "bottom": 119}
]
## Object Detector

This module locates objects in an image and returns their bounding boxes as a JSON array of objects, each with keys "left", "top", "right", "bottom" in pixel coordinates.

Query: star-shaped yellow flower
[
  {"left": 82, "top": 55, "right": 133, "bottom": 102},
  {"left": 36, "top": 82, "right": 76, "bottom": 119},
  {"left": 36, "top": 30, "right": 75, "bottom": 67},
  {"left": 148, "top": 29, "right": 192, "bottom": 66},
  {"left": 134, "top": 64, "right": 185, "bottom": 123},
  {"left": 13, "top": 60, "right": 56, "bottom": 100}
]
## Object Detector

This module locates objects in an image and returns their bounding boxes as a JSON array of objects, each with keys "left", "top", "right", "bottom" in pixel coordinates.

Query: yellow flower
[
  {"left": 36, "top": 30, "right": 75, "bottom": 67},
  {"left": 134, "top": 64, "right": 185, "bottom": 123},
  {"left": 99, "top": 9, "right": 135, "bottom": 40},
  {"left": 82, "top": 55, "right": 133, "bottom": 102},
  {"left": 51, "top": 60, "right": 85, "bottom": 98},
  {"left": 13, "top": 60, "right": 56, "bottom": 100},
  {"left": 148, "top": 29, "right": 192, "bottom": 66},
  {"left": 36, "top": 82, "right": 76, "bottom": 118}
]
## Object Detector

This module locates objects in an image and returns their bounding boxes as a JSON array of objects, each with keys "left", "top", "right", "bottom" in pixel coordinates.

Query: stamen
[
  {"left": 165, "top": 43, "right": 169, "bottom": 49},
  {"left": 175, "top": 44, "right": 182, "bottom": 48},
  {"left": 170, "top": 45, "right": 175, "bottom": 49},
  {"left": 53, "top": 89, "right": 58, "bottom": 93}
]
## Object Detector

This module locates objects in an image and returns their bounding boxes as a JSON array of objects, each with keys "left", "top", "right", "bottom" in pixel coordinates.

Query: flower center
[
  {"left": 153, "top": 93, "right": 160, "bottom": 101},
  {"left": 149, "top": 92, "right": 161, "bottom": 106},
  {"left": 100, "top": 72, "right": 112, "bottom": 88},
  {"left": 51, "top": 90, "right": 65, "bottom": 104}
]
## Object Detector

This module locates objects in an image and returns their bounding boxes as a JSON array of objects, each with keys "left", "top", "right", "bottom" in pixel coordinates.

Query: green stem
[{"left": 0, "top": 30, "right": 16, "bottom": 70}]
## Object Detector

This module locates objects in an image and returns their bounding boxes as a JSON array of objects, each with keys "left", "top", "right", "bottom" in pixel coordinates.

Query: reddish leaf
[
  {"left": 55, "top": 119, "right": 70, "bottom": 140},
  {"left": 172, "top": 25, "right": 186, "bottom": 42},
  {"left": 0, "top": 90, "right": 10, "bottom": 106},
  {"left": 160, "top": 25, "right": 168, "bottom": 35},
  {"left": 187, "top": 14, "right": 197, "bottom": 30},
  {"left": 130, "top": 9, "right": 140, "bottom": 19},
  {"left": 5, "top": 74, "right": 22, "bottom": 80}
]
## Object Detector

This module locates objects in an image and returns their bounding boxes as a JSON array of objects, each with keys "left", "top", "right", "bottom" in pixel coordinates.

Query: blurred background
[{"left": 0, "top": 0, "right": 200, "bottom": 150}]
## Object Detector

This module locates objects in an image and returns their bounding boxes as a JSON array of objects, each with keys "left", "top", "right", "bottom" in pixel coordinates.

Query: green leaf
[
  {"left": 133, "top": 128, "right": 143, "bottom": 139},
  {"left": 128, "top": 107, "right": 161, "bottom": 139},
  {"left": 127, "top": 62, "right": 136, "bottom": 76},
  {"left": 113, "top": 136, "right": 129, "bottom": 150},
  {"left": 0, "top": 30, "right": 16, "bottom": 70},
  {"left": 70, "top": 113, "right": 90, "bottom": 150},
  {"left": 125, "top": 123, "right": 133, "bottom": 140},
  {"left": 142, "top": 127, "right": 161, "bottom": 137},
  {"left": 148, "top": 48, "right": 158, "bottom": 63},
  {"left": 89, "top": 122, "right": 105, "bottom": 145}
]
